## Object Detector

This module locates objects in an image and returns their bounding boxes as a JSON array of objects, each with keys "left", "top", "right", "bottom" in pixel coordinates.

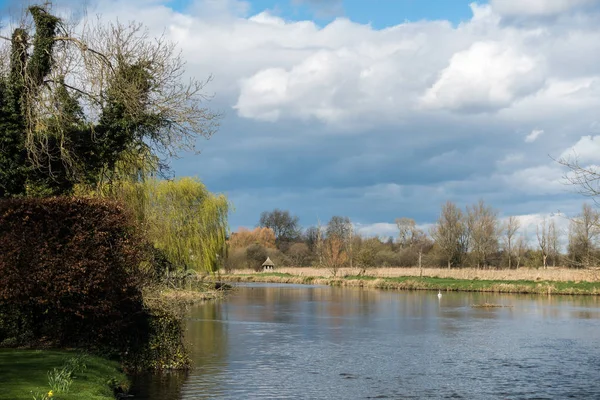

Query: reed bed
[{"left": 223, "top": 266, "right": 600, "bottom": 282}]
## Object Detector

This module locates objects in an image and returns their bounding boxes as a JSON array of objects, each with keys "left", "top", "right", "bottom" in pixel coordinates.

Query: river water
[{"left": 131, "top": 283, "right": 600, "bottom": 399}]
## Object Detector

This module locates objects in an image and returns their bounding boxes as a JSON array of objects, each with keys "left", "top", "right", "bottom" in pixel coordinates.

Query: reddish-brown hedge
[{"left": 0, "top": 197, "right": 146, "bottom": 349}]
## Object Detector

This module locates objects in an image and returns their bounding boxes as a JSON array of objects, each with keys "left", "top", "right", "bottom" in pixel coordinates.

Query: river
[{"left": 131, "top": 283, "right": 600, "bottom": 399}]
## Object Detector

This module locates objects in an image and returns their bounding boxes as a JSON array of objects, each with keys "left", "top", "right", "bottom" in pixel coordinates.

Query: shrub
[
  {"left": 246, "top": 244, "right": 268, "bottom": 271},
  {"left": 0, "top": 197, "right": 145, "bottom": 350}
]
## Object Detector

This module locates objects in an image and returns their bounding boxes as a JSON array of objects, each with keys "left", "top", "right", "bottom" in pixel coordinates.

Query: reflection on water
[{"left": 131, "top": 284, "right": 600, "bottom": 399}]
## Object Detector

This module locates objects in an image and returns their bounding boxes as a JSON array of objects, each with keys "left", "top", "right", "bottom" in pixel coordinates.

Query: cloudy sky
[{"left": 4, "top": 0, "right": 600, "bottom": 239}]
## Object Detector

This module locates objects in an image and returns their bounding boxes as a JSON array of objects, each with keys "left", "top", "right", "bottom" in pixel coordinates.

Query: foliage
[
  {"left": 0, "top": 197, "right": 145, "bottom": 350},
  {"left": 122, "top": 298, "right": 190, "bottom": 371},
  {"left": 259, "top": 209, "right": 301, "bottom": 244},
  {"left": 229, "top": 227, "right": 276, "bottom": 249},
  {"left": 0, "top": 4, "right": 220, "bottom": 197},
  {"left": 323, "top": 236, "right": 348, "bottom": 277},
  {"left": 112, "top": 177, "right": 229, "bottom": 273},
  {"left": 286, "top": 242, "right": 312, "bottom": 267},
  {"left": 246, "top": 244, "right": 268, "bottom": 271}
]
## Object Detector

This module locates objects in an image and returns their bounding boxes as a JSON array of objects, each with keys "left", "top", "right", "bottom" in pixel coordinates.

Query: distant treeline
[{"left": 226, "top": 202, "right": 600, "bottom": 273}]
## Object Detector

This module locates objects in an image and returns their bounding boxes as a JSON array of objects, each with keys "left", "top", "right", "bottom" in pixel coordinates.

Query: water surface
[{"left": 132, "top": 283, "right": 600, "bottom": 399}]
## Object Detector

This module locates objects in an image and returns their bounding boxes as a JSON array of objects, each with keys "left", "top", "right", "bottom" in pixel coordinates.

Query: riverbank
[
  {"left": 0, "top": 349, "right": 128, "bottom": 400},
  {"left": 220, "top": 269, "right": 600, "bottom": 295}
]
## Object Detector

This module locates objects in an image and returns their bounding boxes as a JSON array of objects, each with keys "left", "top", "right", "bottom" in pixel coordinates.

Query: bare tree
[
  {"left": 466, "top": 200, "right": 499, "bottom": 269},
  {"left": 396, "top": 218, "right": 416, "bottom": 248},
  {"left": 547, "top": 219, "right": 560, "bottom": 267},
  {"left": 568, "top": 203, "right": 600, "bottom": 268},
  {"left": 558, "top": 155, "right": 600, "bottom": 200},
  {"left": 536, "top": 217, "right": 549, "bottom": 269},
  {"left": 503, "top": 216, "right": 520, "bottom": 269},
  {"left": 259, "top": 209, "right": 301, "bottom": 244},
  {"left": 430, "top": 201, "right": 468, "bottom": 269},
  {"left": 514, "top": 233, "right": 529, "bottom": 269}
]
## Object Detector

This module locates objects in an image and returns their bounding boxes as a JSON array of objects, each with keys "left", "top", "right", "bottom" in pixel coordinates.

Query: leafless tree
[
  {"left": 466, "top": 200, "right": 499, "bottom": 269},
  {"left": 396, "top": 217, "right": 420, "bottom": 248},
  {"left": 547, "top": 219, "right": 560, "bottom": 267},
  {"left": 536, "top": 217, "right": 549, "bottom": 269},
  {"left": 502, "top": 216, "right": 520, "bottom": 269},
  {"left": 430, "top": 201, "right": 468, "bottom": 269},
  {"left": 558, "top": 155, "right": 600, "bottom": 201},
  {"left": 568, "top": 203, "right": 600, "bottom": 268},
  {"left": 514, "top": 233, "right": 529, "bottom": 269}
]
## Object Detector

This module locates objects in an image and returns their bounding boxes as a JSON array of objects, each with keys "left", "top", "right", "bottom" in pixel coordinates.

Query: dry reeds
[{"left": 224, "top": 266, "right": 600, "bottom": 282}]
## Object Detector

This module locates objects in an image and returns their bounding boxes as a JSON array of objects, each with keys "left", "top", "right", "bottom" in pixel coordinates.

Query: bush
[
  {"left": 246, "top": 244, "right": 268, "bottom": 271},
  {"left": 0, "top": 197, "right": 145, "bottom": 350}
]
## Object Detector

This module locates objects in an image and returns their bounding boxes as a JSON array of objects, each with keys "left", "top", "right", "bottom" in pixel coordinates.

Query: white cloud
[
  {"left": 490, "top": 0, "right": 598, "bottom": 17},
  {"left": 354, "top": 222, "right": 398, "bottom": 239},
  {"left": 44, "top": 0, "right": 600, "bottom": 231},
  {"left": 420, "top": 41, "right": 545, "bottom": 113},
  {"left": 525, "top": 128, "right": 544, "bottom": 142},
  {"left": 500, "top": 164, "right": 565, "bottom": 195},
  {"left": 559, "top": 135, "right": 600, "bottom": 164}
]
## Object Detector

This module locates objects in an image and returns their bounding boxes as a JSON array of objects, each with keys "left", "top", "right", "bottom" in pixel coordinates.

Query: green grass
[{"left": 0, "top": 349, "right": 128, "bottom": 400}]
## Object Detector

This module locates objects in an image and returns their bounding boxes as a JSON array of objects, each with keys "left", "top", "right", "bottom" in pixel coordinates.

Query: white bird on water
[{"left": 437, "top": 290, "right": 442, "bottom": 299}]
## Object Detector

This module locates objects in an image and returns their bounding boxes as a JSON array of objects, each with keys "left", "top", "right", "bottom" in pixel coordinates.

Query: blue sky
[
  {"left": 4, "top": 0, "right": 600, "bottom": 239},
  {"left": 166, "top": 0, "right": 478, "bottom": 27}
]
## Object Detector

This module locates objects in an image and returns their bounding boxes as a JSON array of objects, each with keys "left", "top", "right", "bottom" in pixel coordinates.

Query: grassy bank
[
  {"left": 220, "top": 270, "right": 600, "bottom": 295},
  {"left": 0, "top": 350, "right": 128, "bottom": 400}
]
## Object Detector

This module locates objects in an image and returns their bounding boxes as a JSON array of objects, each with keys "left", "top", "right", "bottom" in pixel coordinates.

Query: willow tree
[
  {"left": 0, "top": 4, "right": 220, "bottom": 197},
  {"left": 115, "top": 177, "right": 229, "bottom": 274}
]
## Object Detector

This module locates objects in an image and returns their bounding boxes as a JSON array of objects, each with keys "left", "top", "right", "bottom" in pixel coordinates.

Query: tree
[
  {"left": 0, "top": 4, "right": 220, "bottom": 197},
  {"left": 466, "top": 200, "right": 499, "bottom": 269},
  {"left": 547, "top": 219, "right": 560, "bottom": 267},
  {"left": 558, "top": 155, "right": 600, "bottom": 199},
  {"left": 514, "top": 233, "right": 529, "bottom": 269},
  {"left": 536, "top": 217, "right": 549, "bottom": 269},
  {"left": 246, "top": 244, "right": 268, "bottom": 272},
  {"left": 354, "top": 236, "right": 384, "bottom": 275},
  {"left": 430, "top": 201, "right": 468, "bottom": 268},
  {"left": 503, "top": 216, "right": 520, "bottom": 269},
  {"left": 323, "top": 236, "right": 348, "bottom": 277},
  {"left": 114, "top": 177, "right": 228, "bottom": 273},
  {"left": 258, "top": 209, "right": 301, "bottom": 244},
  {"left": 326, "top": 216, "right": 353, "bottom": 268},
  {"left": 568, "top": 203, "right": 600, "bottom": 268},
  {"left": 326, "top": 216, "right": 353, "bottom": 241},
  {"left": 229, "top": 227, "right": 276, "bottom": 249},
  {"left": 395, "top": 217, "right": 426, "bottom": 248},
  {"left": 287, "top": 243, "right": 311, "bottom": 267},
  {"left": 303, "top": 226, "right": 320, "bottom": 253}
]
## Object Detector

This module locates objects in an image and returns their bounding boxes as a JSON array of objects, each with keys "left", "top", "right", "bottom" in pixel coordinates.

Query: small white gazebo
[{"left": 262, "top": 257, "right": 275, "bottom": 271}]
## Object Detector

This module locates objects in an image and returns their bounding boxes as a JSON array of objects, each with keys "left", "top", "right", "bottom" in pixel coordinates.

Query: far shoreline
[{"left": 217, "top": 266, "right": 600, "bottom": 296}]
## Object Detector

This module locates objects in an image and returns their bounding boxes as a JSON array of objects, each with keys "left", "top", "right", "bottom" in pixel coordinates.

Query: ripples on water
[{"left": 131, "top": 284, "right": 600, "bottom": 399}]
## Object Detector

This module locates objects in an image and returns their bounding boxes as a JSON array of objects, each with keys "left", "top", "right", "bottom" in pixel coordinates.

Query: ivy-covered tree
[{"left": 0, "top": 4, "right": 219, "bottom": 197}]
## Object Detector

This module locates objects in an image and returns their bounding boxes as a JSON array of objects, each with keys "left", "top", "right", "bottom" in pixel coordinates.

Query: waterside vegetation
[{"left": 220, "top": 267, "right": 600, "bottom": 296}]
